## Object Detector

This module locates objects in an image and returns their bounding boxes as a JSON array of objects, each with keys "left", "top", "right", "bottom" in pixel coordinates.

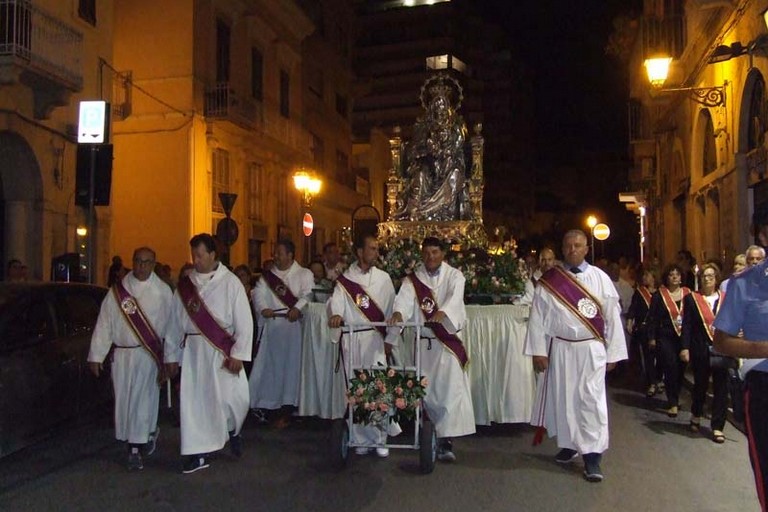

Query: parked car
[{"left": 0, "top": 282, "right": 111, "bottom": 458}]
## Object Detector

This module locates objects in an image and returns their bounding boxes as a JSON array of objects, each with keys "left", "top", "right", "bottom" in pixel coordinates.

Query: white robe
[
  {"left": 88, "top": 272, "right": 173, "bottom": 444},
  {"left": 328, "top": 263, "right": 397, "bottom": 445},
  {"left": 165, "top": 263, "right": 253, "bottom": 456},
  {"left": 524, "top": 264, "right": 627, "bottom": 454},
  {"left": 392, "top": 262, "right": 476, "bottom": 438},
  {"left": 249, "top": 260, "right": 314, "bottom": 409}
]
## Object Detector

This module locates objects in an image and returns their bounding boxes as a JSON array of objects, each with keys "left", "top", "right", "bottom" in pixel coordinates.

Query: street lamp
[
  {"left": 586, "top": 215, "right": 597, "bottom": 264},
  {"left": 293, "top": 169, "right": 322, "bottom": 209},
  {"left": 643, "top": 55, "right": 726, "bottom": 107},
  {"left": 293, "top": 169, "right": 322, "bottom": 264}
]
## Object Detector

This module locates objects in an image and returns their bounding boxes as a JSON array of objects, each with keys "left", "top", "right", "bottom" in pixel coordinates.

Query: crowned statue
[{"left": 393, "top": 74, "right": 470, "bottom": 222}]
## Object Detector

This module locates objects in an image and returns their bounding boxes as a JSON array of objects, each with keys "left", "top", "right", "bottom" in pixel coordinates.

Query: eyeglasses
[
  {"left": 701, "top": 273, "right": 716, "bottom": 279},
  {"left": 133, "top": 259, "right": 155, "bottom": 266}
]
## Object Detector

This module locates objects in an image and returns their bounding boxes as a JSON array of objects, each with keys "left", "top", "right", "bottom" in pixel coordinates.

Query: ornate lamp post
[{"left": 293, "top": 169, "right": 322, "bottom": 263}]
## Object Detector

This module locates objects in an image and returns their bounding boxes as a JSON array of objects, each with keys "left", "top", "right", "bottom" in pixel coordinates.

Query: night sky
[{"left": 477, "top": 0, "right": 644, "bottom": 261}]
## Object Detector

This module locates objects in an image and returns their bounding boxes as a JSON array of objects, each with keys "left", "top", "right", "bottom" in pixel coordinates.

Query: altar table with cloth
[{"left": 297, "top": 303, "right": 535, "bottom": 425}]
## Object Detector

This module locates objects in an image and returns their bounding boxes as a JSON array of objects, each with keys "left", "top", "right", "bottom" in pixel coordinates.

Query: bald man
[{"left": 516, "top": 248, "right": 557, "bottom": 306}]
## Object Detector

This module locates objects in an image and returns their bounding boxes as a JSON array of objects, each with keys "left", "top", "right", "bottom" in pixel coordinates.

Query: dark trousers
[
  {"left": 657, "top": 338, "right": 685, "bottom": 407},
  {"left": 745, "top": 371, "right": 768, "bottom": 511},
  {"left": 640, "top": 338, "right": 663, "bottom": 387},
  {"left": 690, "top": 352, "right": 728, "bottom": 430}
]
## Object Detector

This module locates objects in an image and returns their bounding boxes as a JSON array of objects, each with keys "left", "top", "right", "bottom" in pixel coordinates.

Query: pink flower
[
  {"left": 420, "top": 377, "right": 429, "bottom": 387},
  {"left": 348, "top": 396, "right": 358, "bottom": 405},
  {"left": 379, "top": 403, "right": 389, "bottom": 412},
  {"left": 355, "top": 386, "right": 364, "bottom": 396},
  {"left": 406, "top": 379, "right": 414, "bottom": 388},
  {"left": 359, "top": 372, "right": 368, "bottom": 382},
  {"left": 387, "top": 368, "right": 396, "bottom": 378},
  {"left": 395, "top": 386, "right": 403, "bottom": 396},
  {"left": 395, "top": 398, "right": 406, "bottom": 409}
]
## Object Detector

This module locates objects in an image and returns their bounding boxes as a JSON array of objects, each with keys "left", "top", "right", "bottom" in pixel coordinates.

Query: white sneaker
[
  {"left": 375, "top": 448, "right": 389, "bottom": 458},
  {"left": 355, "top": 447, "right": 370, "bottom": 456}
]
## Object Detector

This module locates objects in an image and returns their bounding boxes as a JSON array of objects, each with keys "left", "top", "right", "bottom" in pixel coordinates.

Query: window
[
  {"left": 426, "top": 54, "right": 467, "bottom": 74},
  {"left": 308, "top": 67, "right": 324, "bottom": 99},
  {"left": 336, "top": 150, "right": 350, "bottom": 187},
  {"left": 312, "top": 134, "right": 325, "bottom": 172},
  {"left": 248, "top": 163, "right": 267, "bottom": 221},
  {"left": 278, "top": 173, "right": 288, "bottom": 224},
  {"left": 216, "top": 19, "right": 231, "bottom": 83},
  {"left": 0, "top": 295, "right": 53, "bottom": 348},
  {"left": 251, "top": 47, "right": 263, "bottom": 101},
  {"left": 60, "top": 291, "right": 102, "bottom": 336},
  {"left": 335, "top": 93, "right": 348, "bottom": 119},
  {"left": 280, "top": 70, "right": 290, "bottom": 118},
  {"left": 747, "top": 75, "right": 766, "bottom": 152},
  {"left": 78, "top": 0, "right": 96, "bottom": 26},
  {"left": 211, "top": 149, "right": 231, "bottom": 214},
  {"left": 702, "top": 110, "right": 717, "bottom": 176}
]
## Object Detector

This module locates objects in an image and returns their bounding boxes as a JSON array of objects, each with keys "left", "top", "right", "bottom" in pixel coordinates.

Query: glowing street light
[
  {"left": 586, "top": 215, "right": 598, "bottom": 264},
  {"left": 293, "top": 169, "right": 322, "bottom": 208}
]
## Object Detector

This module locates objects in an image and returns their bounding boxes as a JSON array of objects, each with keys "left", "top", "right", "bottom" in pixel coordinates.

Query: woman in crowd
[
  {"left": 646, "top": 264, "right": 691, "bottom": 417},
  {"left": 627, "top": 268, "right": 662, "bottom": 397},
  {"left": 680, "top": 262, "right": 729, "bottom": 442}
]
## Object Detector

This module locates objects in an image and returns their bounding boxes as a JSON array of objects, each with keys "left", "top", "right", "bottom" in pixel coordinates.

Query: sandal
[
  {"left": 713, "top": 430, "right": 725, "bottom": 444},
  {"left": 689, "top": 417, "right": 701, "bottom": 432}
]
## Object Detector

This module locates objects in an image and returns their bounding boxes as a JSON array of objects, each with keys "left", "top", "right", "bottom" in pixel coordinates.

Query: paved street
[{"left": 0, "top": 377, "right": 759, "bottom": 512}]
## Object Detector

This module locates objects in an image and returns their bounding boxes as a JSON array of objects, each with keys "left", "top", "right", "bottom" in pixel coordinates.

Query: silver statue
[{"left": 393, "top": 74, "right": 470, "bottom": 222}]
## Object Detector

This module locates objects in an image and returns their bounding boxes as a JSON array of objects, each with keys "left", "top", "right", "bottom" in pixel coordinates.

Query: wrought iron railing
[
  {"left": 0, "top": 0, "right": 83, "bottom": 89},
  {"left": 204, "top": 82, "right": 261, "bottom": 128}
]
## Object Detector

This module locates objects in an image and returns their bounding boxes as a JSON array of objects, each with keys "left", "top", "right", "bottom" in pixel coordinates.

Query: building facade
[
  {"left": 0, "top": 0, "right": 114, "bottom": 281},
  {"left": 625, "top": 0, "right": 768, "bottom": 268}
]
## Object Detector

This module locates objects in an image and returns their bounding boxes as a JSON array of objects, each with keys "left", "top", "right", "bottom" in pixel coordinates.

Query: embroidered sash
[
  {"left": 659, "top": 286, "right": 691, "bottom": 337},
  {"left": 691, "top": 291, "right": 723, "bottom": 342},
  {"left": 262, "top": 269, "right": 299, "bottom": 309},
  {"left": 113, "top": 281, "right": 163, "bottom": 370},
  {"left": 638, "top": 286, "right": 653, "bottom": 308},
  {"left": 335, "top": 274, "right": 387, "bottom": 336},
  {"left": 177, "top": 275, "right": 234, "bottom": 357},
  {"left": 538, "top": 266, "right": 606, "bottom": 342},
  {"left": 408, "top": 273, "right": 469, "bottom": 369}
]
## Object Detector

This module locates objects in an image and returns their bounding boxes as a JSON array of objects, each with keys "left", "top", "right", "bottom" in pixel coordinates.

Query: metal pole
[
  {"left": 590, "top": 228, "right": 595, "bottom": 264},
  {"left": 87, "top": 145, "right": 97, "bottom": 283}
]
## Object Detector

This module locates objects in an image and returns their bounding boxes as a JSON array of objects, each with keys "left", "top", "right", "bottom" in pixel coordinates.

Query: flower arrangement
[
  {"left": 346, "top": 367, "right": 428, "bottom": 428},
  {"left": 378, "top": 237, "right": 527, "bottom": 297}
]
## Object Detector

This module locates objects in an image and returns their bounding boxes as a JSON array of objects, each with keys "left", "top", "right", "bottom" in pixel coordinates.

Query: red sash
[
  {"left": 659, "top": 286, "right": 691, "bottom": 337},
  {"left": 336, "top": 274, "right": 387, "bottom": 337},
  {"left": 691, "top": 291, "right": 723, "bottom": 342},
  {"left": 113, "top": 281, "right": 164, "bottom": 370},
  {"left": 262, "top": 269, "right": 299, "bottom": 309},
  {"left": 538, "top": 266, "right": 606, "bottom": 342},
  {"left": 408, "top": 273, "right": 469, "bottom": 369},
  {"left": 638, "top": 286, "right": 652, "bottom": 308},
  {"left": 177, "top": 275, "right": 235, "bottom": 357}
]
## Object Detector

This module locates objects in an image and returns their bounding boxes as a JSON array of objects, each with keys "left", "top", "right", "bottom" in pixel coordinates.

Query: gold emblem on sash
[
  {"left": 275, "top": 284, "right": 287, "bottom": 297},
  {"left": 121, "top": 297, "right": 137, "bottom": 315},
  {"left": 355, "top": 293, "right": 370, "bottom": 309},
  {"left": 186, "top": 298, "right": 201, "bottom": 313},
  {"left": 420, "top": 296, "right": 436, "bottom": 315},
  {"left": 577, "top": 297, "right": 598, "bottom": 319}
]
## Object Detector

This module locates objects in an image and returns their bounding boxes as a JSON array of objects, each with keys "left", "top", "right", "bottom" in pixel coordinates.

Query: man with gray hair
[
  {"left": 746, "top": 245, "right": 766, "bottom": 267},
  {"left": 525, "top": 230, "right": 627, "bottom": 483}
]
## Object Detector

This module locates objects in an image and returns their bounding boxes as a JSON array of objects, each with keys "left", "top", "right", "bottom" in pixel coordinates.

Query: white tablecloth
[{"left": 297, "top": 302, "right": 535, "bottom": 425}]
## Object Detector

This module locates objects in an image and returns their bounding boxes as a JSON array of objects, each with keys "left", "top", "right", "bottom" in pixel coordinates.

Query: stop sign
[
  {"left": 302, "top": 213, "right": 314, "bottom": 237},
  {"left": 593, "top": 223, "right": 610, "bottom": 241}
]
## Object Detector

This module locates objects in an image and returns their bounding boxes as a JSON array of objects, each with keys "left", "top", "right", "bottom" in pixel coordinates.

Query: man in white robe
[
  {"left": 165, "top": 234, "right": 253, "bottom": 474},
  {"left": 388, "top": 237, "right": 475, "bottom": 462},
  {"left": 250, "top": 239, "right": 314, "bottom": 427},
  {"left": 328, "top": 235, "right": 397, "bottom": 457},
  {"left": 525, "top": 229, "right": 627, "bottom": 483},
  {"left": 89, "top": 247, "right": 173, "bottom": 471},
  {"left": 516, "top": 247, "right": 556, "bottom": 306}
]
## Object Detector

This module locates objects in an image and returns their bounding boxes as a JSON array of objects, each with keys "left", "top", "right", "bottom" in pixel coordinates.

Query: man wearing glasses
[{"left": 89, "top": 247, "right": 173, "bottom": 470}]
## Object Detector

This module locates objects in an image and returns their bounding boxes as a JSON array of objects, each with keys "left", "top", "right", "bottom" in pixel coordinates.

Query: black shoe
[
  {"left": 144, "top": 428, "right": 159, "bottom": 457},
  {"left": 229, "top": 431, "right": 243, "bottom": 458},
  {"left": 583, "top": 453, "right": 603, "bottom": 483},
  {"left": 555, "top": 448, "right": 579, "bottom": 464},
  {"left": 128, "top": 451, "right": 143, "bottom": 471},
  {"left": 250, "top": 408, "right": 268, "bottom": 424},
  {"left": 437, "top": 439, "right": 456, "bottom": 462},
  {"left": 182, "top": 455, "right": 210, "bottom": 474}
]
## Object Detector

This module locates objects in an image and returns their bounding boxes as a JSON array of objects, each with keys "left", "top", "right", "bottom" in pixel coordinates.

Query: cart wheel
[
  {"left": 330, "top": 419, "right": 350, "bottom": 470},
  {"left": 419, "top": 418, "right": 437, "bottom": 474}
]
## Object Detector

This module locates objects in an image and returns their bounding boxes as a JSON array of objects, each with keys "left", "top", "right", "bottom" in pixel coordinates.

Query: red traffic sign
[{"left": 303, "top": 213, "right": 314, "bottom": 237}]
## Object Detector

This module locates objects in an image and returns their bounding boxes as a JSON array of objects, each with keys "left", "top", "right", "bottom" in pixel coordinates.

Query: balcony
[
  {"left": 0, "top": 0, "right": 83, "bottom": 118},
  {"left": 204, "top": 82, "right": 262, "bottom": 129}
]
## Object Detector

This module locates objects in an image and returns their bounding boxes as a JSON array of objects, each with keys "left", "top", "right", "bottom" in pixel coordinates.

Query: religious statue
[{"left": 393, "top": 74, "right": 470, "bottom": 222}]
